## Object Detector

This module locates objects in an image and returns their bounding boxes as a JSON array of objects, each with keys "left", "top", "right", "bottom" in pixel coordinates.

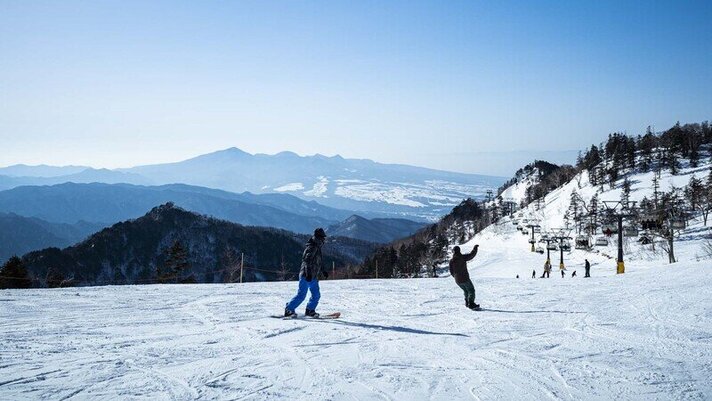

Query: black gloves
[{"left": 322, "top": 270, "right": 329, "bottom": 280}]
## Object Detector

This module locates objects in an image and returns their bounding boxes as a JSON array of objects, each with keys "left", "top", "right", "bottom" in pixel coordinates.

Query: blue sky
[{"left": 1, "top": 0, "right": 710, "bottom": 176}]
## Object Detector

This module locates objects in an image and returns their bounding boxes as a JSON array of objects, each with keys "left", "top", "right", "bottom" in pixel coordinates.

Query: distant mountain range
[
  {"left": 0, "top": 148, "right": 505, "bottom": 220},
  {"left": 0, "top": 182, "right": 350, "bottom": 230},
  {"left": 19, "top": 204, "right": 377, "bottom": 287},
  {"left": 0, "top": 213, "right": 103, "bottom": 262},
  {"left": 328, "top": 215, "right": 426, "bottom": 244},
  {"left": 0, "top": 183, "right": 428, "bottom": 261}
]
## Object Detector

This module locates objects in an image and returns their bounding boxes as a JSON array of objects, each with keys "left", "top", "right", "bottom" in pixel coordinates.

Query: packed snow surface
[{"left": 2, "top": 259, "right": 711, "bottom": 400}]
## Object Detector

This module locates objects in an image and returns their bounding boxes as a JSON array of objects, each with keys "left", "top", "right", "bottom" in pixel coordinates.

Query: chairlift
[
  {"left": 601, "top": 223, "right": 618, "bottom": 235},
  {"left": 560, "top": 242, "right": 572, "bottom": 252},
  {"left": 671, "top": 218, "right": 686, "bottom": 230},
  {"left": 624, "top": 227, "right": 639, "bottom": 237},
  {"left": 638, "top": 235, "right": 652, "bottom": 245},
  {"left": 528, "top": 238, "right": 536, "bottom": 244},
  {"left": 522, "top": 219, "right": 529, "bottom": 224},
  {"left": 595, "top": 236, "right": 609, "bottom": 246},
  {"left": 512, "top": 220, "right": 519, "bottom": 226},
  {"left": 547, "top": 243, "right": 558, "bottom": 251},
  {"left": 535, "top": 246, "right": 545, "bottom": 254},
  {"left": 575, "top": 235, "right": 590, "bottom": 250}
]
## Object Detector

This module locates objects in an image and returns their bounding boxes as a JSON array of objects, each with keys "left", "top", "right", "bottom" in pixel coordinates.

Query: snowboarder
[
  {"left": 449, "top": 245, "right": 480, "bottom": 310},
  {"left": 284, "top": 228, "right": 329, "bottom": 318},
  {"left": 584, "top": 259, "right": 591, "bottom": 278}
]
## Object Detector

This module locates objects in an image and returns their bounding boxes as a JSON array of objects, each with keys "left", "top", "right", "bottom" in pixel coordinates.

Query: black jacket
[
  {"left": 299, "top": 237, "right": 324, "bottom": 280},
  {"left": 449, "top": 248, "right": 477, "bottom": 284}
]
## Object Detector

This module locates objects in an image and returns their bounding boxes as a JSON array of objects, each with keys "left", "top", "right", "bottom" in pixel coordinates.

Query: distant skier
[
  {"left": 561, "top": 269, "right": 565, "bottom": 278},
  {"left": 284, "top": 228, "right": 329, "bottom": 318},
  {"left": 449, "top": 245, "right": 480, "bottom": 310},
  {"left": 584, "top": 259, "right": 591, "bottom": 278},
  {"left": 532, "top": 269, "right": 536, "bottom": 279},
  {"left": 572, "top": 270, "right": 577, "bottom": 278},
  {"left": 541, "top": 261, "right": 551, "bottom": 278}
]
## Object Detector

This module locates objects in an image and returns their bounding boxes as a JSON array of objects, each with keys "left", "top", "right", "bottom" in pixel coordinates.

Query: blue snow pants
[{"left": 286, "top": 276, "right": 321, "bottom": 311}]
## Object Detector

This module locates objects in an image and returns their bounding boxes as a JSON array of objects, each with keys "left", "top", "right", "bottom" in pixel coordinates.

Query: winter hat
[
  {"left": 314, "top": 227, "right": 327, "bottom": 239},
  {"left": 453, "top": 246, "right": 461, "bottom": 253}
]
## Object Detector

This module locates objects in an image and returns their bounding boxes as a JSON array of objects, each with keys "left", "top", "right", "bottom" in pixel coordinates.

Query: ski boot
[
  {"left": 284, "top": 308, "right": 296, "bottom": 318},
  {"left": 305, "top": 308, "right": 320, "bottom": 318}
]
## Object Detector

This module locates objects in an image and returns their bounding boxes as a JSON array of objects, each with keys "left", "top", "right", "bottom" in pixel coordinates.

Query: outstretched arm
[{"left": 464, "top": 245, "right": 479, "bottom": 261}]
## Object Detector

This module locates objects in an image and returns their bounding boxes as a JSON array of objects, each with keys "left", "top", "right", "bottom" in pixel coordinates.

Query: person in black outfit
[{"left": 584, "top": 259, "right": 591, "bottom": 278}]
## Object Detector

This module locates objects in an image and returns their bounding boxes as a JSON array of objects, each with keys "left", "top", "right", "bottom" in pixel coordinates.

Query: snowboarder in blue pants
[{"left": 285, "top": 228, "right": 328, "bottom": 317}]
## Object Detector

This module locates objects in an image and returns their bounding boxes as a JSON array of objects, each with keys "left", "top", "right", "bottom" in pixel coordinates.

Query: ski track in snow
[{"left": 2, "top": 255, "right": 711, "bottom": 400}]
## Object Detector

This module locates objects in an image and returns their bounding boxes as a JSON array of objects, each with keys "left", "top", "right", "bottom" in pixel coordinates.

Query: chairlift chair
[
  {"left": 601, "top": 223, "right": 618, "bottom": 235},
  {"left": 575, "top": 235, "right": 590, "bottom": 250},
  {"left": 671, "top": 218, "right": 686, "bottom": 230},
  {"left": 595, "top": 236, "right": 609, "bottom": 246},
  {"left": 547, "top": 243, "right": 558, "bottom": 251},
  {"left": 624, "top": 227, "right": 639, "bottom": 237},
  {"left": 535, "top": 246, "right": 545, "bottom": 254}
]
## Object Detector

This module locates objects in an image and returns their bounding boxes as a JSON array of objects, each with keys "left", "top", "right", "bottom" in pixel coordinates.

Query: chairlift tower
[
  {"left": 540, "top": 234, "right": 557, "bottom": 265},
  {"left": 602, "top": 200, "right": 637, "bottom": 274},
  {"left": 526, "top": 224, "right": 540, "bottom": 252},
  {"left": 551, "top": 228, "right": 573, "bottom": 270}
]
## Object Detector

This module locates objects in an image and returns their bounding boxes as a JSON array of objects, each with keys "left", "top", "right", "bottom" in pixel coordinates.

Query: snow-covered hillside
[{"left": 471, "top": 158, "right": 712, "bottom": 279}]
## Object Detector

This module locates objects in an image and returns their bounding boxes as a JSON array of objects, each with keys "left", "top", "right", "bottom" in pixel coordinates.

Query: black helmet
[{"left": 314, "top": 227, "right": 327, "bottom": 239}]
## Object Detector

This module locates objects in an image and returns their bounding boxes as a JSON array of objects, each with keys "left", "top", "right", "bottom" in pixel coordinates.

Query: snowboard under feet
[{"left": 271, "top": 312, "right": 341, "bottom": 320}]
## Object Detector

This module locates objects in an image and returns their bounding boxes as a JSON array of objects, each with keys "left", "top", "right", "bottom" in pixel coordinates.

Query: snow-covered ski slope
[{"left": 2, "top": 260, "right": 711, "bottom": 400}]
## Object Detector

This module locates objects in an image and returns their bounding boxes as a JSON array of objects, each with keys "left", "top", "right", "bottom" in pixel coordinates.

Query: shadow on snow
[{"left": 309, "top": 319, "right": 469, "bottom": 337}]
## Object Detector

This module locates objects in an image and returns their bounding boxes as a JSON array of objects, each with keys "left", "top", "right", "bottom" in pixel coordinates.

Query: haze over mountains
[
  {"left": 0, "top": 148, "right": 504, "bottom": 220},
  {"left": 0, "top": 182, "right": 428, "bottom": 260}
]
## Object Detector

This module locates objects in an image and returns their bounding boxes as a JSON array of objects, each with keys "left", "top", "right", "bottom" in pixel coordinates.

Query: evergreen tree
[
  {"left": 685, "top": 175, "right": 704, "bottom": 212},
  {"left": 621, "top": 177, "right": 632, "bottom": 205},
  {"left": 0, "top": 256, "right": 32, "bottom": 289},
  {"left": 704, "top": 169, "right": 712, "bottom": 225},
  {"left": 161, "top": 240, "right": 190, "bottom": 283},
  {"left": 652, "top": 172, "right": 661, "bottom": 209}
]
